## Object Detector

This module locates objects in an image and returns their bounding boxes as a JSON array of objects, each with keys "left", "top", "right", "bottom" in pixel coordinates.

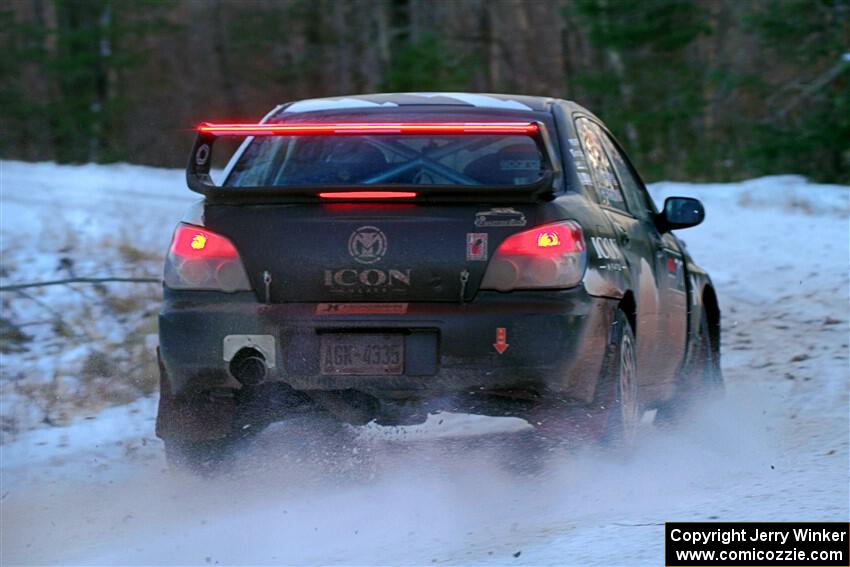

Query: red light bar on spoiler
[
  {"left": 197, "top": 122, "right": 539, "bottom": 136},
  {"left": 319, "top": 191, "right": 417, "bottom": 199}
]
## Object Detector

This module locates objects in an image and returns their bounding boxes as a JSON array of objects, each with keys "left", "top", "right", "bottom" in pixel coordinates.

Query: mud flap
[
  {"left": 529, "top": 308, "right": 629, "bottom": 445},
  {"left": 155, "top": 349, "right": 236, "bottom": 441}
]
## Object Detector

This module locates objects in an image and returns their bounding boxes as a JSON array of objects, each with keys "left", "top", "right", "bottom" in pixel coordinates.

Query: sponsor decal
[
  {"left": 666, "top": 256, "right": 678, "bottom": 275},
  {"left": 466, "top": 233, "right": 488, "bottom": 261},
  {"left": 323, "top": 268, "right": 411, "bottom": 295},
  {"left": 665, "top": 253, "right": 686, "bottom": 292},
  {"left": 577, "top": 119, "right": 628, "bottom": 209},
  {"left": 324, "top": 268, "right": 410, "bottom": 287},
  {"left": 195, "top": 143, "right": 210, "bottom": 166},
  {"left": 315, "top": 303, "right": 408, "bottom": 315},
  {"left": 571, "top": 147, "right": 590, "bottom": 173},
  {"left": 590, "top": 236, "right": 626, "bottom": 271},
  {"left": 474, "top": 207, "right": 527, "bottom": 228},
  {"left": 500, "top": 159, "right": 540, "bottom": 171},
  {"left": 598, "top": 263, "right": 626, "bottom": 271},
  {"left": 590, "top": 236, "right": 623, "bottom": 261},
  {"left": 348, "top": 226, "right": 387, "bottom": 264}
]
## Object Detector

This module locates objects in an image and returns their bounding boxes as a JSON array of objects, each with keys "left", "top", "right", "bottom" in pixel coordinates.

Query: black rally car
[{"left": 156, "top": 93, "right": 721, "bottom": 466}]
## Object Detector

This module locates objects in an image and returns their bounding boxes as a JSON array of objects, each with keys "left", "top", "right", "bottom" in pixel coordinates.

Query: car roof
[{"left": 276, "top": 92, "right": 558, "bottom": 114}]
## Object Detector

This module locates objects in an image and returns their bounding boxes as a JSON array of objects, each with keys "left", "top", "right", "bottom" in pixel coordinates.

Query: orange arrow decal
[{"left": 494, "top": 327, "right": 509, "bottom": 354}]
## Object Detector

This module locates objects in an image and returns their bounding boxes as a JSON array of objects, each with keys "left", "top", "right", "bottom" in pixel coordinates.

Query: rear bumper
[{"left": 158, "top": 288, "right": 617, "bottom": 403}]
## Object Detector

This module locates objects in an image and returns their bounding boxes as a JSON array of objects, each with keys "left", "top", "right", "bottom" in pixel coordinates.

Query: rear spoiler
[{"left": 186, "top": 121, "right": 562, "bottom": 203}]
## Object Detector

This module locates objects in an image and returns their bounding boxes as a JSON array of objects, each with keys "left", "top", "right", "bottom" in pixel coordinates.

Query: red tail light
[
  {"left": 170, "top": 225, "right": 240, "bottom": 259},
  {"left": 481, "top": 221, "right": 587, "bottom": 292},
  {"left": 319, "top": 191, "right": 417, "bottom": 200},
  {"left": 164, "top": 224, "right": 251, "bottom": 292}
]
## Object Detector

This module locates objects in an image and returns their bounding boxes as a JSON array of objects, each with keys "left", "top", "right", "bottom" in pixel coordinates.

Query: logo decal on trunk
[
  {"left": 323, "top": 269, "right": 412, "bottom": 295},
  {"left": 348, "top": 226, "right": 387, "bottom": 264}
]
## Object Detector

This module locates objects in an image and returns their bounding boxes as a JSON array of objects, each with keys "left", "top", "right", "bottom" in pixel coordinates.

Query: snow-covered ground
[
  {"left": 1, "top": 162, "right": 848, "bottom": 565},
  {"left": 0, "top": 161, "right": 197, "bottom": 433}
]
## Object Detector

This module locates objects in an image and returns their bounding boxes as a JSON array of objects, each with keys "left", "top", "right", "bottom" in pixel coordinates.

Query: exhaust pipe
[{"left": 229, "top": 348, "right": 267, "bottom": 386}]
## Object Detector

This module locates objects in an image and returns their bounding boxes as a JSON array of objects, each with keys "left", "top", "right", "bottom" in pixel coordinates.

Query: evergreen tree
[
  {"left": 746, "top": 0, "right": 850, "bottom": 183},
  {"left": 568, "top": 0, "right": 711, "bottom": 180}
]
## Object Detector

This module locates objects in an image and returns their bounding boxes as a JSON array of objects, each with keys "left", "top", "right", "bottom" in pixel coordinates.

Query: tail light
[
  {"left": 163, "top": 223, "right": 251, "bottom": 292},
  {"left": 480, "top": 221, "right": 587, "bottom": 291}
]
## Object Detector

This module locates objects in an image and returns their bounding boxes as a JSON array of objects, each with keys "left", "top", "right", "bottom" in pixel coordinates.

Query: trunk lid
[{"left": 203, "top": 203, "right": 538, "bottom": 303}]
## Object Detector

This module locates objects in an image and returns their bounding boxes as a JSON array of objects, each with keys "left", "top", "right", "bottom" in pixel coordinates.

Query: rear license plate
[{"left": 320, "top": 334, "right": 404, "bottom": 375}]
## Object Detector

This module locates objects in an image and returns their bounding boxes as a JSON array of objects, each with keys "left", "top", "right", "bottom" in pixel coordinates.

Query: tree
[
  {"left": 567, "top": 0, "right": 711, "bottom": 180},
  {"left": 746, "top": 0, "right": 850, "bottom": 183}
]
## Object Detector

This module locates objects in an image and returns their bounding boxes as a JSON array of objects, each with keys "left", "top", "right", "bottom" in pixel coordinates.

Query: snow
[
  {"left": 1, "top": 161, "right": 848, "bottom": 565},
  {"left": 0, "top": 161, "right": 197, "bottom": 432}
]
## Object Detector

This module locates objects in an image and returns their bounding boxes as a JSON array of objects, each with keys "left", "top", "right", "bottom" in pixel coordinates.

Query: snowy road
[{"left": 1, "top": 164, "right": 847, "bottom": 565}]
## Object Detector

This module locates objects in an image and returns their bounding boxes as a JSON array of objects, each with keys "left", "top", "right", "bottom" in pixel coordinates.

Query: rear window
[{"left": 226, "top": 132, "right": 545, "bottom": 188}]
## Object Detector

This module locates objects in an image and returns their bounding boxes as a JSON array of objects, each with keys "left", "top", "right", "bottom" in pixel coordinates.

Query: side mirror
[{"left": 659, "top": 197, "right": 704, "bottom": 231}]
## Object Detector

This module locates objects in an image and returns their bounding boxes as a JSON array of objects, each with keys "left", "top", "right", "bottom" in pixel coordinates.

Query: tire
[
  {"left": 597, "top": 308, "right": 640, "bottom": 446},
  {"left": 655, "top": 305, "right": 723, "bottom": 425},
  {"left": 529, "top": 308, "right": 640, "bottom": 448}
]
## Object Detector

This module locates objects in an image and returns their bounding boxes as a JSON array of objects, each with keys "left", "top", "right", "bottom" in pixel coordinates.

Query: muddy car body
[{"left": 156, "top": 93, "right": 721, "bottom": 465}]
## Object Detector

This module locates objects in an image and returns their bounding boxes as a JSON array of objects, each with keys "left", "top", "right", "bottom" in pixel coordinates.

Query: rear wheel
[
  {"left": 598, "top": 308, "right": 640, "bottom": 446},
  {"left": 529, "top": 308, "right": 640, "bottom": 448},
  {"left": 655, "top": 305, "right": 723, "bottom": 425}
]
